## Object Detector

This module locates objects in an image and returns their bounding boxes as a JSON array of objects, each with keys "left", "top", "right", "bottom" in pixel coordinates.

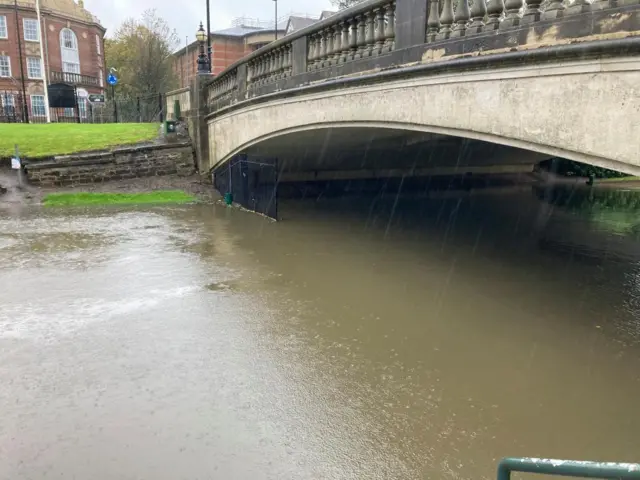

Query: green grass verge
[
  {"left": 598, "top": 176, "right": 640, "bottom": 183},
  {"left": 43, "top": 190, "right": 196, "bottom": 207},
  {"left": 0, "top": 123, "right": 159, "bottom": 159}
]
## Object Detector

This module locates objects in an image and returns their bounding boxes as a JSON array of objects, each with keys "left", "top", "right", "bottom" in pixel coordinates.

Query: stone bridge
[{"left": 182, "top": 0, "right": 640, "bottom": 192}]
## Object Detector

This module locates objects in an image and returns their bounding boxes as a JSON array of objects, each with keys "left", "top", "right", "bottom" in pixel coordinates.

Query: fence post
[
  {"left": 158, "top": 93, "right": 164, "bottom": 123},
  {"left": 137, "top": 96, "right": 141, "bottom": 123},
  {"left": 74, "top": 87, "right": 81, "bottom": 124},
  {"left": 112, "top": 84, "right": 118, "bottom": 123}
]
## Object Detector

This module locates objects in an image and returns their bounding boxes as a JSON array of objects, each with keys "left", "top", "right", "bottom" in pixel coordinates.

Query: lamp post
[
  {"left": 196, "top": 22, "right": 210, "bottom": 74},
  {"left": 205, "top": 0, "right": 211, "bottom": 71},
  {"left": 273, "top": 0, "right": 278, "bottom": 40}
]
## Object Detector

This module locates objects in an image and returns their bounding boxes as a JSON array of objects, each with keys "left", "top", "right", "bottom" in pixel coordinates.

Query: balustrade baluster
[
  {"left": 383, "top": 2, "right": 396, "bottom": 53},
  {"left": 282, "top": 47, "right": 288, "bottom": 77},
  {"left": 436, "top": 0, "right": 454, "bottom": 39},
  {"left": 522, "top": 0, "right": 543, "bottom": 22},
  {"left": 426, "top": 0, "right": 440, "bottom": 42},
  {"left": 374, "top": 8, "right": 385, "bottom": 55},
  {"left": 356, "top": 15, "right": 366, "bottom": 59},
  {"left": 484, "top": 0, "right": 504, "bottom": 30},
  {"left": 321, "top": 29, "right": 330, "bottom": 67},
  {"left": 340, "top": 21, "right": 350, "bottom": 63},
  {"left": 469, "top": 0, "right": 487, "bottom": 33},
  {"left": 500, "top": 0, "right": 523, "bottom": 27},
  {"left": 541, "top": 0, "right": 565, "bottom": 18},
  {"left": 276, "top": 48, "right": 283, "bottom": 79},
  {"left": 332, "top": 25, "right": 341, "bottom": 64},
  {"left": 451, "top": 0, "right": 470, "bottom": 37},
  {"left": 365, "top": 10, "right": 375, "bottom": 57},
  {"left": 269, "top": 52, "right": 275, "bottom": 81},
  {"left": 348, "top": 18, "right": 358, "bottom": 60},
  {"left": 308, "top": 34, "right": 317, "bottom": 70},
  {"left": 566, "top": 0, "right": 591, "bottom": 15}
]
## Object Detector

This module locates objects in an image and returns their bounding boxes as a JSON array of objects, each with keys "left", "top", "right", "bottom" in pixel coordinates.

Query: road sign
[
  {"left": 107, "top": 73, "right": 118, "bottom": 86},
  {"left": 11, "top": 157, "right": 20, "bottom": 170},
  {"left": 88, "top": 94, "right": 105, "bottom": 103}
]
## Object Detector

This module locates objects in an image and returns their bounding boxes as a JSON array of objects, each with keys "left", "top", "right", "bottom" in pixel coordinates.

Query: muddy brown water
[{"left": 1, "top": 185, "right": 640, "bottom": 479}]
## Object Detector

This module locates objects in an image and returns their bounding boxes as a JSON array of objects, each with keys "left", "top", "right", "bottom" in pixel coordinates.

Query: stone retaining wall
[{"left": 26, "top": 143, "right": 195, "bottom": 187}]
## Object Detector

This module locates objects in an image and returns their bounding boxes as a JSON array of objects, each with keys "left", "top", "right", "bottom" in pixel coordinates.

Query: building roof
[
  {"left": 285, "top": 16, "right": 318, "bottom": 35},
  {"left": 320, "top": 10, "right": 337, "bottom": 20},
  {"left": 211, "top": 25, "right": 268, "bottom": 37},
  {"left": 0, "top": 0, "right": 103, "bottom": 26}
]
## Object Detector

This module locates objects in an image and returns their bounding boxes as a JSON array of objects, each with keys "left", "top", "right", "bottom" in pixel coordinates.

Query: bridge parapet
[{"left": 203, "top": 0, "right": 639, "bottom": 117}]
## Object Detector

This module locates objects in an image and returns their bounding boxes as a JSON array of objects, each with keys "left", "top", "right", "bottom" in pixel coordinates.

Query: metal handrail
[{"left": 498, "top": 458, "right": 640, "bottom": 479}]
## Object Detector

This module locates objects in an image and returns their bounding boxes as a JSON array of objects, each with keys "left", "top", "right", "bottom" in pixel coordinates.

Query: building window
[
  {"left": 0, "top": 16, "right": 7, "bottom": 39},
  {"left": 1, "top": 93, "right": 15, "bottom": 116},
  {"left": 96, "top": 34, "right": 101, "bottom": 55},
  {"left": 27, "top": 57, "right": 42, "bottom": 79},
  {"left": 99, "top": 68, "right": 103, "bottom": 87},
  {"left": 60, "top": 28, "right": 80, "bottom": 75},
  {"left": 0, "top": 55, "right": 11, "bottom": 77},
  {"left": 23, "top": 18, "right": 39, "bottom": 42},
  {"left": 31, "top": 95, "right": 46, "bottom": 117}
]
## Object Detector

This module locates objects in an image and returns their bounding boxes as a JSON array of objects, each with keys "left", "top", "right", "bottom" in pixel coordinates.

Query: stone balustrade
[
  {"left": 247, "top": 42, "right": 293, "bottom": 89},
  {"left": 198, "top": 0, "right": 639, "bottom": 115},
  {"left": 307, "top": 1, "right": 396, "bottom": 70},
  {"left": 425, "top": 0, "right": 634, "bottom": 41},
  {"left": 207, "top": 68, "right": 238, "bottom": 109}
]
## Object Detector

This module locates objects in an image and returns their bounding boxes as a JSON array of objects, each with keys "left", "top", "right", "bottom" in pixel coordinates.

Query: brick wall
[
  {"left": 26, "top": 143, "right": 195, "bottom": 186},
  {"left": 173, "top": 33, "right": 276, "bottom": 88}
]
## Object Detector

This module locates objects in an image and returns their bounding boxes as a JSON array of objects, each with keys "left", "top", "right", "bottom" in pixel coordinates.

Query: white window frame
[
  {"left": 23, "top": 18, "right": 39, "bottom": 42},
  {"left": 27, "top": 56, "right": 42, "bottom": 79},
  {"left": 99, "top": 68, "right": 104, "bottom": 87},
  {"left": 96, "top": 33, "right": 101, "bottom": 55},
  {"left": 30, "top": 94, "right": 46, "bottom": 117},
  {"left": 60, "top": 28, "right": 80, "bottom": 76},
  {"left": 0, "top": 15, "right": 7, "bottom": 39},
  {"left": 0, "top": 55, "right": 11, "bottom": 78}
]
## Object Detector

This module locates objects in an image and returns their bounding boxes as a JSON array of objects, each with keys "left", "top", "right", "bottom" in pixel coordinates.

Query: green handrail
[{"left": 498, "top": 458, "right": 640, "bottom": 480}]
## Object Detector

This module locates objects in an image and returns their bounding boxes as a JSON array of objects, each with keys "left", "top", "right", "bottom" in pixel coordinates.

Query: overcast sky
[{"left": 84, "top": 0, "right": 334, "bottom": 45}]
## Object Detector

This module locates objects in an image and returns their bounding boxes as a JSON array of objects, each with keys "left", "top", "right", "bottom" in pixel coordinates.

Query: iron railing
[{"left": 497, "top": 457, "right": 640, "bottom": 480}]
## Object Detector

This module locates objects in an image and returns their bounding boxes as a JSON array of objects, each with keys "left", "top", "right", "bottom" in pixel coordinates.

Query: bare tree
[
  {"left": 331, "top": 0, "right": 367, "bottom": 9},
  {"left": 105, "top": 10, "right": 179, "bottom": 98}
]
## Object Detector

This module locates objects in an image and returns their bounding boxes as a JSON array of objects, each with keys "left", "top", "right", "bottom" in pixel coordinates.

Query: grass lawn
[
  {"left": 0, "top": 123, "right": 159, "bottom": 159},
  {"left": 43, "top": 190, "right": 196, "bottom": 207}
]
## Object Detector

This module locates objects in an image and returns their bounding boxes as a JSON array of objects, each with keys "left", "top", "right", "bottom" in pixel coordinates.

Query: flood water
[{"left": 1, "top": 184, "right": 640, "bottom": 479}]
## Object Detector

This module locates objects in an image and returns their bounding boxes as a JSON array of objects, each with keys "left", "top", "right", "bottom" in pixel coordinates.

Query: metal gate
[{"left": 213, "top": 154, "right": 278, "bottom": 219}]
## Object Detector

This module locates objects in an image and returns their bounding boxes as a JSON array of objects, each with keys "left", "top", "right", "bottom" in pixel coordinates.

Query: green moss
[
  {"left": 43, "top": 190, "right": 196, "bottom": 207},
  {"left": 0, "top": 123, "right": 159, "bottom": 159}
]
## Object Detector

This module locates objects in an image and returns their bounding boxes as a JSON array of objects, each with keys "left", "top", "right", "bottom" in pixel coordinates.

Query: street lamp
[
  {"left": 273, "top": 0, "right": 278, "bottom": 40},
  {"left": 196, "top": 22, "right": 210, "bottom": 74}
]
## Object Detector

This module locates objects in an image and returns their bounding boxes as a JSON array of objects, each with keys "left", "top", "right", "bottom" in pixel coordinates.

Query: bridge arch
[{"left": 206, "top": 56, "right": 640, "bottom": 176}]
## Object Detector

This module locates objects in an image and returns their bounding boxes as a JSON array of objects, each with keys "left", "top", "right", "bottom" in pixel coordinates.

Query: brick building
[
  {"left": 0, "top": 0, "right": 105, "bottom": 121},
  {"left": 173, "top": 22, "right": 284, "bottom": 89}
]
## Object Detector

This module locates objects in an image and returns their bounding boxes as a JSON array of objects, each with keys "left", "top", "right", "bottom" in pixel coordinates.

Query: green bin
[
  {"left": 165, "top": 120, "right": 177, "bottom": 134},
  {"left": 224, "top": 192, "right": 233, "bottom": 205}
]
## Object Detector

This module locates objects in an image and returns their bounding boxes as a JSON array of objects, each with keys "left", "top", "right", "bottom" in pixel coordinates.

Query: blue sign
[{"left": 107, "top": 73, "right": 118, "bottom": 86}]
